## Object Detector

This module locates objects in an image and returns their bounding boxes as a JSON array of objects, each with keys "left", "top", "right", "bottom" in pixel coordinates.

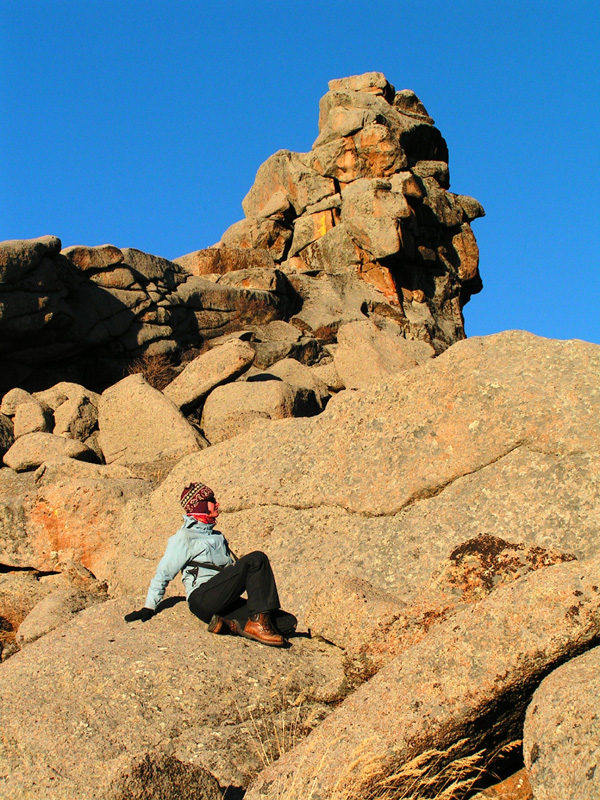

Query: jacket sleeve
[{"left": 144, "top": 534, "right": 194, "bottom": 610}]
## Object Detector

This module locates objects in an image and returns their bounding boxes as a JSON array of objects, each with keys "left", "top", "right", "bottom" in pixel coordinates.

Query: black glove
[{"left": 124, "top": 607, "right": 155, "bottom": 623}]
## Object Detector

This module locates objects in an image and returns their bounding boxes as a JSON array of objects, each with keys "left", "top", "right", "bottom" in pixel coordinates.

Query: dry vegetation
[
  {"left": 125, "top": 353, "right": 179, "bottom": 390},
  {"left": 234, "top": 688, "right": 523, "bottom": 800}
]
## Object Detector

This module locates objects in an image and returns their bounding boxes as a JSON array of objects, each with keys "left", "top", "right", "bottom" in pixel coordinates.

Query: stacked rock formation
[
  {"left": 0, "top": 237, "right": 294, "bottom": 393},
  {"left": 0, "top": 72, "right": 484, "bottom": 397},
  {"left": 219, "top": 71, "right": 484, "bottom": 349}
]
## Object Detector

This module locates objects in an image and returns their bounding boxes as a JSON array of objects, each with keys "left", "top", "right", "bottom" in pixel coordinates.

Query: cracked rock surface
[
  {"left": 0, "top": 597, "right": 344, "bottom": 799},
  {"left": 106, "top": 330, "right": 600, "bottom": 614}
]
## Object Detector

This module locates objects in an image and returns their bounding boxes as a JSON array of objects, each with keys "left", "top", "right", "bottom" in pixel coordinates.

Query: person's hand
[{"left": 124, "top": 607, "right": 155, "bottom": 623}]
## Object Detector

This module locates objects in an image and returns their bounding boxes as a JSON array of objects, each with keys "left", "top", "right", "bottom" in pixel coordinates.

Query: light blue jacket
[{"left": 144, "top": 516, "right": 234, "bottom": 610}]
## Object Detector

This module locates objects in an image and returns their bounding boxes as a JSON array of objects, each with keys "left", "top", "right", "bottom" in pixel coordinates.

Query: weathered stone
[
  {"left": 333, "top": 319, "right": 423, "bottom": 388},
  {"left": 121, "top": 248, "right": 186, "bottom": 287},
  {"left": 262, "top": 357, "right": 330, "bottom": 412},
  {"left": 456, "top": 193, "right": 486, "bottom": 221},
  {"left": 452, "top": 222, "right": 481, "bottom": 281},
  {"left": 106, "top": 332, "right": 600, "bottom": 622},
  {"left": 0, "top": 413, "right": 14, "bottom": 457},
  {"left": 421, "top": 177, "right": 465, "bottom": 226},
  {"left": 289, "top": 209, "right": 337, "bottom": 257},
  {"left": 0, "top": 235, "right": 62, "bottom": 283},
  {"left": 306, "top": 574, "right": 405, "bottom": 651},
  {"left": 524, "top": 646, "right": 600, "bottom": 800},
  {"left": 201, "top": 380, "right": 302, "bottom": 444},
  {"left": 16, "top": 585, "right": 107, "bottom": 646},
  {"left": 105, "top": 753, "right": 222, "bottom": 800},
  {"left": 52, "top": 394, "right": 99, "bottom": 440},
  {"left": 288, "top": 272, "right": 383, "bottom": 339},
  {"left": 310, "top": 357, "right": 345, "bottom": 391},
  {"left": 0, "top": 387, "right": 35, "bottom": 416},
  {"left": 61, "top": 244, "right": 124, "bottom": 272},
  {"left": 0, "top": 464, "right": 149, "bottom": 577},
  {"left": 173, "top": 246, "right": 276, "bottom": 276},
  {"left": 12, "top": 399, "right": 53, "bottom": 439},
  {"left": 242, "top": 149, "right": 335, "bottom": 219},
  {"left": 3, "top": 432, "right": 97, "bottom": 472},
  {"left": 245, "top": 556, "right": 600, "bottom": 800},
  {"left": 163, "top": 339, "right": 255, "bottom": 413},
  {"left": 98, "top": 374, "right": 206, "bottom": 466},
  {"left": 328, "top": 71, "right": 395, "bottom": 100},
  {"left": 393, "top": 89, "right": 435, "bottom": 123},
  {"left": 0, "top": 571, "right": 51, "bottom": 660},
  {"left": 0, "top": 598, "right": 344, "bottom": 797},
  {"left": 471, "top": 769, "right": 532, "bottom": 800},
  {"left": 308, "top": 535, "right": 576, "bottom": 686},
  {"left": 34, "top": 381, "right": 101, "bottom": 411},
  {"left": 215, "top": 267, "right": 294, "bottom": 297},
  {"left": 411, "top": 159, "right": 450, "bottom": 188},
  {"left": 291, "top": 222, "right": 361, "bottom": 273},
  {"left": 89, "top": 267, "right": 142, "bottom": 290}
]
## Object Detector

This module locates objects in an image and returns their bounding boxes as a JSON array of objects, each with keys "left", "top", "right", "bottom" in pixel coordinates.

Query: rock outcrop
[
  {"left": 0, "top": 598, "right": 344, "bottom": 799},
  {"left": 0, "top": 239, "right": 293, "bottom": 394},
  {"left": 220, "top": 71, "right": 484, "bottom": 351},
  {"left": 0, "top": 72, "right": 484, "bottom": 396},
  {"left": 106, "top": 331, "right": 600, "bottom": 616},
  {"left": 1, "top": 330, "right": 599, "bottom": 798},
  {"left": 524, "top": 646, "right": 600, "bottom": 800},
  {"left": 245, "top": 556, "right": 600, "bottom": 800}
]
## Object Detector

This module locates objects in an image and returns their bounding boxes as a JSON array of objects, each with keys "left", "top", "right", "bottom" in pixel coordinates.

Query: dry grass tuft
[
  {"left": 125, "top": 353, "right": 179, "bottom": 390},
  {"left": 261, "top": 737, "right": 506, "bottom": 800},
  {"left": 231, "top": 670, "right": 328, "bottom": 770}
]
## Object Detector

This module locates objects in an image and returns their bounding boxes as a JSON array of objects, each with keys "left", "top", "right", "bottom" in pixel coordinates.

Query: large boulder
[
  {"left": 105, "top": 332, "right": 600, "bottom": 622},
  {"left": 162, "top": 339, "right": 255, "bottom": 413},
  {"left": 305, "top": 535, "right": 575, "bottom": 685},
  {"left": 2, "top": 432, "right": 98, "bottom": 472},
  {"left": 245, "top": 555, "right": 600, "bottom": 800},
  {"left": 262, "top": 357, "right": 330, "bottom": 412},
  {"left": 0, "top": 460, "right": 149, "bottom": 575},
  {"left": 98, "top": 374, "right": 206, "bottom": 466},
  {"left": 524, "top": 646, "right": 600, "bottom": 800},
  {"left": 0, "top": 598, "right": 344, "bottom": 798},
  {"left": 12, "top": 398, "right": 53, "bottom": 439},
  {"left": 333, "top": 318, "right": 434, "bottom": 388},
  {"left": 200, "top": 380, "right": 303, "bottom": 444},
  {"left": 16, "top": 585, "right": 107, "bottom": 646}
]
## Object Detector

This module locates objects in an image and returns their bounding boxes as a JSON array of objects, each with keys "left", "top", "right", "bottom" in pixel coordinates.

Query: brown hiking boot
[
  {"left": 241, "top": 613, "right": 286, "bottom": 647},
  {"left": 207, "top": 615, "right": 240, "bottom": 636}
]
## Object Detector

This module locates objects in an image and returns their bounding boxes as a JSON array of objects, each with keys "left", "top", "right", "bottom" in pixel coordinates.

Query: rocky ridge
[
  {"left": 0, "top": 73, "right": 597, "bottom": 800},
  {"left": 0, "top": 71, "right": 482, "bottom": 396},
  {"left": 1, "top": 330, "right": 599, "bottom": 799}
]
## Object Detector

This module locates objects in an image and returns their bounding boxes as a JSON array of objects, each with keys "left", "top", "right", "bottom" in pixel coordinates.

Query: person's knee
[{"left": 246, "top": 550, "right": 269, "bottom": 566}]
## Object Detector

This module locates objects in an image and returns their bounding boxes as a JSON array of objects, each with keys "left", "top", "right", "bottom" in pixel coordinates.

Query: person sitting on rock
[{"left": 124, "top": 482, "right": 294, "bottom": 647}]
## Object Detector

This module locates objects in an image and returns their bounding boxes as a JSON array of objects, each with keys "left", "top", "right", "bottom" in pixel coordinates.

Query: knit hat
[{"left": 180, "top": 482, "right": 215, "bottom": 514}]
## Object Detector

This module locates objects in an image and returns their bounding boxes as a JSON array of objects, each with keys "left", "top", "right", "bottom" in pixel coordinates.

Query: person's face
[{"left": 206, "top": 499, "right": 219, "bottom": 520}]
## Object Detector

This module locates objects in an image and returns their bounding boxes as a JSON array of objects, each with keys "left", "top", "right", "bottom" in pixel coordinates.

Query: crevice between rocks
[{"left": 223, "top": 440, "right": 530, "bottom": 519}]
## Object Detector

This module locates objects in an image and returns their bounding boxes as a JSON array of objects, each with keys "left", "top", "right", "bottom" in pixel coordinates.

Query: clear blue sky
[{"left": 2, "top": 1, "right": 599, "bottom": 344}]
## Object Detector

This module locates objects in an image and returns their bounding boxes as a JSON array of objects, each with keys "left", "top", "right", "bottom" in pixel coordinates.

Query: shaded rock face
[
  {"left": 0, "top": 73, "right": 483, "bottom": 396},
  {"left": 524, "top": 646, "right": 600, "bottom": 800},
  {"left": 0, "top": 238, "right": 294, "bottom": 394},
  {"left": 222, "top": 71, "right": 484, "bottom": 351}
]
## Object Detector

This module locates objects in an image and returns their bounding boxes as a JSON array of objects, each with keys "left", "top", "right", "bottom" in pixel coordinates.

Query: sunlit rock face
[{"left": 221, "top": 71, "right": 485, "bottom": 352}]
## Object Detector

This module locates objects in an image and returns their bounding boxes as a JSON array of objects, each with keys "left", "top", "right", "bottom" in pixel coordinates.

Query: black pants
[{"left": 188, "top": 551, "right": 281, "bottom": 626}]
